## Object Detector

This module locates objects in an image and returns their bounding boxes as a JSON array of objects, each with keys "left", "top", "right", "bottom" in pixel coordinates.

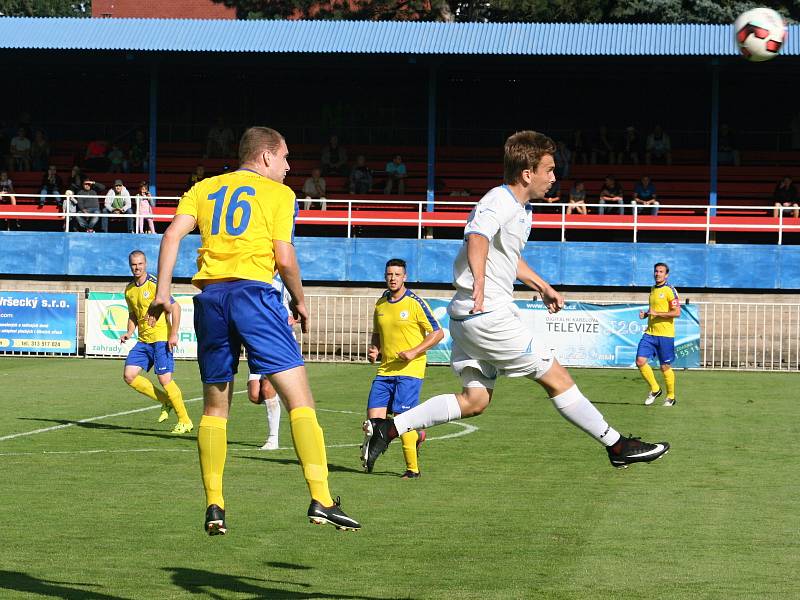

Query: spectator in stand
[
  {"left": 206, "top": 117, "right": 235, "bottom": 158},
  {"left": 591, "top": 125, "right": 616, "bottom": 165},
  {"left": 718, "top": 124, "right": 741, "bottom": 167},
  {"left": 128, "top": 130, "right": 148, "bottom": 172},
  {"left": 631, "top": 175, "right": 659, "bottom": 216},
  {"left": 618, "top": 126, "right": 641, "bottom": 165},
  {"left": 101, "top": 179, "right": 133, "bottom": 233},
  {"left": 349, "top": 155, "right": 372, "bottom": 194},
  {"left": 567, "top": 180, "right": 588, "bottom": 215},
  {"left": 30, "top": 130, "right": 50, "bottom": 172},
  {"left": 39, "top": 165, "right": 63, "bottom": 208},
  {"left": 107, "top": 145, "right": 127, "bottom": 173},
  {"left": 74, "top": 178, "right": 105, "bottom": 233},
  {"left": 67, "top": 165, "right": 83, "bottom": 192},
  {"left": 554, "top": 140, "right": 572, "bottom": 180},
  {"left": 0, "top": 170, "right": 19, "bottom": 230},
  {"left": 134, "top": 181, "right": 156, "bottom": 234},
  {"left": 571, "top": 129, "right": 589, "bottom": 165},
  {"left": 772, "top": 176, "right": 799, "bottom": 219},
  {"left": 383, "top": 154, "right": 407, "bottom": 195},
  {"left": 645, "top": 125, "right": 672, "bottom": 165},
  {"left": 62, "top": 189, "right": 77, "bottom": 231},
  {"left": 599, "top": 175, "right": 624, "bottom": 215},
  {"left": 302, "top": 167, "right": 327, "bottom": 210},
  {"left": 188, "top": 164, "right": 206, "bottom": 187},
  {"left": 8, "top": 128, "right": 31, "bottom": 171},
  {"left": 538, "top": 181, "right": 562, "bottom": 213},
  {"left": 321, "top": 135, "right": 348, "bottom": 176},
  {"left": 85, "top": 137, "right": 109, "bottom": 172}
]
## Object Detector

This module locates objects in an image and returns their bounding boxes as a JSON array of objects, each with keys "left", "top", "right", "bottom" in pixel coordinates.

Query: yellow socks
[
  {"left": 663, "top": 367, "right": 676, "bottom": 399},
  {"left": 289, "top": 407, "right": 334, "bottom": 507},
  {"left": 129, "top": 375, "right": 168, "bottom": 404},
  {"left": 163, "top": 380, "right": 190, "bottom": 424},
  {"left": 198, "top": 415, "right": 227, "bottom": 509},
  {"left": 638, "top": 363, "right": 660, "bottom": 393},
  {"left": 400, "top": 430, "right": 420, "bottom": 473}
]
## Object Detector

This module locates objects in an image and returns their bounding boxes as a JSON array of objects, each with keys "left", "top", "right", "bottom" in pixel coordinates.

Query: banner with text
[
  {"left": 0, "top": 291, "right": 78, "bottom": 354},
  {"left": 84, "top": 292, "right": 198, "bottom": 358},
  {"left": 425, "top": 300, "right": 700, "bottom": 368}
]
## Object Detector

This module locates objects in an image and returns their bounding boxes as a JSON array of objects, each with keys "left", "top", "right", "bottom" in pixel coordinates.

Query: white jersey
[{"left": 448, "top": 185, "right": 532, "bottom": 319}]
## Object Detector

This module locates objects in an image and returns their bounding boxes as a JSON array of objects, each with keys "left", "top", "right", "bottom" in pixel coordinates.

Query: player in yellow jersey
[
  {"left": 636, "top": 262, "right": 681, "bottom": 407},
  {"left": 120, "top": 250, "right": 193, "bottom": 434},
  {"left": 147, "top": 126, "right": 360, "bottom": 535},
  {"left": 363, "top": 258, "right": 443, "bottom": 478}
]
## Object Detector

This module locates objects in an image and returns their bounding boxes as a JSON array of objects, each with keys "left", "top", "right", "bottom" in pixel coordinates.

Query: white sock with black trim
[
  {"left": 392, "top": 394, "right": 461, "bottom": 434},
  {"left": 550, "top": 385, "right": 621, "bottom": 447}
]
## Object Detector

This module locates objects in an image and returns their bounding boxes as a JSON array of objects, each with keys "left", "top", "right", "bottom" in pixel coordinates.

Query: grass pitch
[{"left": 1, "top": 357, "right": 797, "bottom": 599}]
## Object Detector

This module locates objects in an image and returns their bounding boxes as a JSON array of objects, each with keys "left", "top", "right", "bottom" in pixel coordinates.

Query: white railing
[{"left": 3, "top": 194, "right": 800, "bottom": 243}]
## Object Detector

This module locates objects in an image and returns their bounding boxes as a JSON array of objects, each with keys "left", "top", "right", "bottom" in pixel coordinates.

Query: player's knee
[
  {"left": 458, "top": 390, "right": 491, "bottom": 417},
  {"left": 123, "top": 372, "right": 136, "bottom": 385},
  {"left": 661, "top": 364, "right": 672, "bottom": 372},
  {"left": 635, "top": 357, "right": 648, "bottom": 367}
]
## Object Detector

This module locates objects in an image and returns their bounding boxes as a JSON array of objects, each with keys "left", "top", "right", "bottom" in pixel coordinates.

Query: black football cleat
[
  {"left": 360, "top": 418, "right": 392, "bottom": 473},
  {"left": 307, "top": 496, "right": 361, "bottom": 531},
  {"left": 607, "top": 435, "right": 670, "bottom": 469},
  {"left": 204, "top": 504, "right": 227, "bottom": 536},
  {"left": 400, "top": 470, "right": 421, "bottom": 479}
]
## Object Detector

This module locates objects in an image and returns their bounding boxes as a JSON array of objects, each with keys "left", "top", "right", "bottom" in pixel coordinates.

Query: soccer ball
[{"left": 734, "top": 7, "right": 787, "bottom": 62}]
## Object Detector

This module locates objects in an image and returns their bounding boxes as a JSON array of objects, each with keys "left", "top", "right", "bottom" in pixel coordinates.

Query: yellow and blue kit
[
  {"left": 124, "top": 274, "right": 175, "bottom": 374},
  {"left": 637, "top": 282, "right": 680, "bottom": 364}
]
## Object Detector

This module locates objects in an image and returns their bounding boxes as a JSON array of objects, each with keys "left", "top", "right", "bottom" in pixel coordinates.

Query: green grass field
[{"left": 1, "top": 357, "right": 797, "bottom": 599}]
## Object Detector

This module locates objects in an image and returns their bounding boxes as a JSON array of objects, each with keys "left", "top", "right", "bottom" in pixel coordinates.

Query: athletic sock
[
  {"left": 163, "top": 380, "right": 190, "bottom": 423},
  {"left": 663, "top": 368, "right": 676, "bottom": 398},
  {"left": 197, "top": 415, "right": 227, "bottom": 509},
  {"left": 266, "top": 394, "right": 281, "bottom": 442},
  {"left": 550, "top": 385, "right": 621, "bottom": 447},
  {"left": 638, "top": 363, "right": 660, "bottom": 393},
  {"left": 129, "top": 375, "right": 167, "bottom": 404},
  {"left": 400, "top": 430, "right": 420, "bottom": 473},
  {"left": 392, "top": 393, "right": 461, "bottom": 435},
  {"left": 289, "top": 407, "right": 334, "bottom": 507}
]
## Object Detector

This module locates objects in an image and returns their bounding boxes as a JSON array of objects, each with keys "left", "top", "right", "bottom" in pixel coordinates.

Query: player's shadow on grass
[
  {"left": 236, "top": 454, "right": 364, "bottom": 474},
  {"left": 18, "top": 417, "right": 198, "bottom": 442},
  {"left": 0, "top": 570, "right": 128, "bottom": 600},
  {"left": 164, "top": 567, "right": 404, "bottom": 599}
]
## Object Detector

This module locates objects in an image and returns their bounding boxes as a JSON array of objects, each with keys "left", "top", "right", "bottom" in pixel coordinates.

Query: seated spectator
[
  {"left": 349, "top": 155, "right": 372, "bottom": 194},
  {"left": 571, "top": 129, "right": 588, "bottom": 164},
  {"left": 0, "top": 170, "right": 19, "bottom": 230},
  {"left": 85, "top": 138, "right": 109, "bottom": 172},
  {"left": 645, "top": 125, "right": 672, "bottom": 165},
  {"left": 188, "top": 164, "right": 206, "bottom": 187},
  {"left": 101, "top": 179, "right": 133, "bottom": 233},
  {"left": 718, "top": 124, "right": 741, "bottom": 166},
  {"left": 134, "top": 181, "right": 156, "bottom": 234},
  {"left": 631, "top": 175, "right": 659, "bottom": 215},
  {"left": 599, "top": 175, "right": 624, "bottom": 215},
  {"left": 591, "top": 125, "right": 616, "bottom": 165},
  {"left": 128, "top": 130, "right": 148, "bottom": 171},
  {"left": 321, "top": 135, "right": 348, "bottom": 176},
  {"left": 449, "top": 188, "right": 471, "bottom": 197},
  {"left": 30, "top": 130, "right": 50, "bottom": 172},
  {"left": 62, "top": 189, "right": 77, "bottom": 231},
  {"left": 302, "top": 167, "right": 327, "bottom": 210},
  {"left": 383, "top": 154, "right": 407, "bottom": 195},
  {"left": 39, "top": 165, "right": 63, "bottom": 208},
  {"left": 8, "top": 128, "right": 31, "bottom": 171},
  {"left": 567, "top": 180, "right": 588, "bottom": 215},
  {"left": 107, "top": 145, "right": 127, "bottom": 173},
  {"left": 206, "top": 117, "right": 235, "bottom": 158},
  {"left": 618, "top": 126, "right": 641, "bottom": 165},
  {"left": 67, "top": 165, "right": 83, "bottom": 192},
  {"left": 772, "top": 176, "right": 799, "bottom": 219},
  {"left": 554, "top": 140, "right": 572, "bottom": 180},
  {"left": 74, "top": 178, "right": 105, "bottom": 233}
]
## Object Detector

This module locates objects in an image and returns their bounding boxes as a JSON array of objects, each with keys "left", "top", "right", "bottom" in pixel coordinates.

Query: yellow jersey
[
  {"left": 176, "top": 169, "right": 296, "bottom": 288},
  {"left": 125, "top": 274, "right": 172, "bottom": 344},
  {"left": 374, "top": 289, "right": 440, "bottom": 379},
  {"left": 646, "top": 283, "right": 679, "bottom": 338}
]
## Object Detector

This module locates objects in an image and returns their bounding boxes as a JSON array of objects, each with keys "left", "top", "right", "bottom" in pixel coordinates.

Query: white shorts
[
  {"left": 449, "top": 304, "right": 554, "bottom": 388},
  {"left": 248, "top": 373, "right": 267, "bottom": 382}
]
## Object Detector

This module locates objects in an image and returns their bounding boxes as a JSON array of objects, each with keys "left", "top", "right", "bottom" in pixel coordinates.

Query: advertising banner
[
  {"left": 426, "top": 299, "right": 700, "bottom": 369},
  {"left": 0, "top": 291, "right": 78, "bottom": 354},
  {"left": 84, "top": 292, "right": 197, "bottom": 358}
]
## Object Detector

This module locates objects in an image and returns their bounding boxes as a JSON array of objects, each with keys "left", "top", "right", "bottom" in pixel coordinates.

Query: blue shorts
[
  {"left": 193, "top": 279, "right": 303, "bottom": 384},
  {"left": 636, "top": 333, "right": 675, "bottom": 366},
  {"left": 125, "top": 341, "right": 174, "bottom": 375},
  {"left": 367, "top": 375, "right": 423, "bottom": 414}
]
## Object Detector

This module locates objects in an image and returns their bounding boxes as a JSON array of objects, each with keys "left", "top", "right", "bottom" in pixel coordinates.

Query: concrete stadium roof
[{"left": 0, "top": 17, "right": 797, "bottom": 56}]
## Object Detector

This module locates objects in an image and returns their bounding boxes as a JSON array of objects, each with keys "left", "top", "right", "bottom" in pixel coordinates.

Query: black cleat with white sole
[
  {"left": 360, "top": 418, "right": 392, "bottom": 473},
  {"left": 308, "top": 496, "right": 361, "bottom": 531},
  {"left": 607, "top": 435, "right": 670, "bottom": 469},
  {"left": 204, "top": 504, "right": 227, "bottom": 536}
]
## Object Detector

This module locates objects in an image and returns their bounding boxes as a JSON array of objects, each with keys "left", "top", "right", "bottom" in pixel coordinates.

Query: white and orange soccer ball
[{"left": 734, "top": 7, "right": 787, "bottom": 62}]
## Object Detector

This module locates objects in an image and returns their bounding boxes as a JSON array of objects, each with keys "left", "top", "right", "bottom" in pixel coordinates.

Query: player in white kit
[{"left": 362, "top": 130, "right": 670, "bottom": 472}]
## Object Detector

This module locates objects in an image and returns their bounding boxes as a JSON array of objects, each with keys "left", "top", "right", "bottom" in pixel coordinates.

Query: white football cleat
[
  {"left": 260, "top": 437, "right": 279, "bottom": 450},
  {"left": 644, "top": 388, "right": 663, "bottom": 406}
]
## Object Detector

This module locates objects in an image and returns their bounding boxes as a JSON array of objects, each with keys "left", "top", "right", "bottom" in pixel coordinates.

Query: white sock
[
  {"left": 549, "top": 385, "right": 620, "bottom": 447},
  {"left": 265, "top": 395, "right": 281, "bottom": 441},
  {"left": 393, "top": 394, "right": 461, "bottom": 434}
]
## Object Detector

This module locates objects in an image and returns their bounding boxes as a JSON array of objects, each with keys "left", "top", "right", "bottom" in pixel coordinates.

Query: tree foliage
[
  {"left": 210, "top": 0, "right": 800, "bottom": 23},
  {"left": 0, "top": 0, "right": 90, "bottom": 17}
]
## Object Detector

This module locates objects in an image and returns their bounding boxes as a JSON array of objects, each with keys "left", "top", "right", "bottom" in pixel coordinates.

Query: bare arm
[
  {"left": 166, "top": 300, "right": 181, "bottom": 352},
  {"left": 649, "top": 305, "right": 681, "bottom": 319},
  {"left": 516, "top": 258, "right": 564, "bottom": 313},
  {"left": 147, "top": 213, "right": 196, "bottom": 326},
  {"left": 397, "top": 328, "right": 445, "bottom": 362},
  {"left": 466, "top": 233, "right": 489, "bottom": 313},
  {"left": 368, "top": 332, "right": 381, "bottom": 363},
  {"left": 274, "top": 239, "right": 309, "bottom": 333},
  {"left": 120, "top": 313, "right": 137, "bottom": 343}
]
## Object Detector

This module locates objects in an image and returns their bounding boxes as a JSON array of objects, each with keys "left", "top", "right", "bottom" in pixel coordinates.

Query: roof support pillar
[
  {"left": 149, "top": 61, "right": 158, "bottom": 197},
  {"left": 708, "top": 58, "right": 719, "bottom": 218},
  {"left": 426, "top": 62, "right": 438, "bottom": 212}
]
